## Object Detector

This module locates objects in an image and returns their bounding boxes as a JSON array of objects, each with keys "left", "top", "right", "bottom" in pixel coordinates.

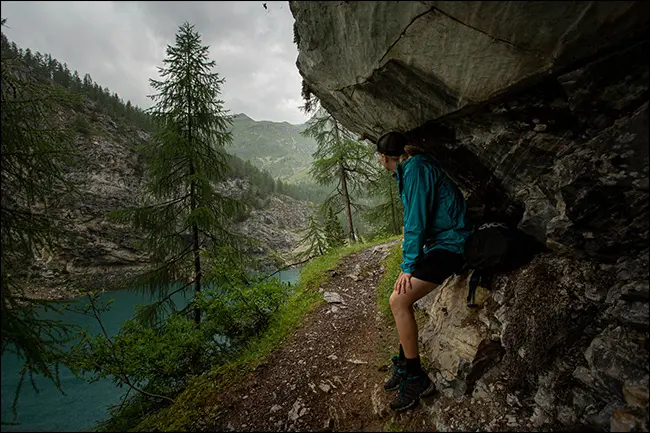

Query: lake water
[{"left": 0, "top": 267, "right": 301, "bottom": 432}]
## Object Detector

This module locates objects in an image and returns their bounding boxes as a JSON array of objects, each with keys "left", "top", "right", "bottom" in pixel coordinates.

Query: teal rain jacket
[{"left": 396, "top": 153, "right": 472, "bottom": 274}]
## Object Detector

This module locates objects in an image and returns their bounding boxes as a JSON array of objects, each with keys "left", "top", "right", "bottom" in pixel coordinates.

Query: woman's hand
[{"left": 393, "top": 272, "right": 412, "bottom": 294}]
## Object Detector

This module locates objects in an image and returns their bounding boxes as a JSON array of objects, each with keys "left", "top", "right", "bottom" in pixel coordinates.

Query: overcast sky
[{"left": 1, "top": 1, "right": 309, "bottom": 124}]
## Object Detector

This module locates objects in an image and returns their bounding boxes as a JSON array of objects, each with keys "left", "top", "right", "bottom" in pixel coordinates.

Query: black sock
[
  {"left": 398, "top": 344, "right": 405, "bottom": 361},
  {"left": 405, "top": 356, "right": 423, "bottom": 376}
]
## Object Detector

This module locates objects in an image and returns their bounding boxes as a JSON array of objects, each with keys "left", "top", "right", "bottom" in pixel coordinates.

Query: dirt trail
[{"left": 204, "top": 241, "right": 437, "bottom": 432}]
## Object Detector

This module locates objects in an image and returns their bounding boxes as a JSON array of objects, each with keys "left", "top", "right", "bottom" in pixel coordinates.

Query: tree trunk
[
  {"left": 187, "top": 57, "right": 201, "bottom": 325},
  {"left": 389, "top": 180, "right": 399, "bottom": 234},
  {"left": 190, "top": 174, "right": 202, "bottom": 325},
  {"left": 333, "top": 121, "right": 355, "bottom": 243},
  {"left": 339, "top": 161, "right": 355, "bottom": 243}
]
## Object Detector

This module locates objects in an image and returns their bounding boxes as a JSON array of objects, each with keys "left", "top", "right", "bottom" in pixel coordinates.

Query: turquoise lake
[{"left": 0, "top": 267, "right": 301, "bottom": 432}]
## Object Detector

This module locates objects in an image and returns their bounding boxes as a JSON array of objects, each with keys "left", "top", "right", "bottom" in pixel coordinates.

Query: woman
[{"left": 376, "top": 131, "right": 471, "bottom": 411}]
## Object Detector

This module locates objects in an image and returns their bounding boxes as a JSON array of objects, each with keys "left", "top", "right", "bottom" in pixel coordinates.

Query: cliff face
[
  {"left": 25, "top": 99, "right": 312, "bottom": 300},
  {"left": 291, "top": 2, "right": 648, "bottom": 431}
]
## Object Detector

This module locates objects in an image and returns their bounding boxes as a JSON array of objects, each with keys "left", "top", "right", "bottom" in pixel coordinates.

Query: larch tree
[
  {"left": 111, "top": 22, "right": 246, "bottom": 326},
  {"left": 324, "top": 206, "right": 345, "bottom": 251},
  {"left": 297, "top": 215, "right": 327, "bottom": 259},
  {"left": 302, "top": 108, "right": 375, "bottom": 244},
  {"left": 362, "top": 166, "right": 404, "bottom": 237}
]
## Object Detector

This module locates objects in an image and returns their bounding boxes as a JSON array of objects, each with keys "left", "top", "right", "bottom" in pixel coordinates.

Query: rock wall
[
  {"left": 292, "top": 1, "right": 648, "bottom": 431},
  {"left": 415, "top": 250, "right": 648, "bottom": 432}
]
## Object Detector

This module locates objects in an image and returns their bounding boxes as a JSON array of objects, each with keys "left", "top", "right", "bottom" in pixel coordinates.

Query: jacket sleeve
[{"left": 400, "top": 164, "right": 434, "bottom": 274}]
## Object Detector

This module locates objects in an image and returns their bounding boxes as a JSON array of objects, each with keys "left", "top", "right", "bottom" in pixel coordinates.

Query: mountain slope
[
  {"left": 228, "top": 113, "right": 317, "bottom": 180},
  {"left": 23, "top": 100, "right": 312, "bottom": 301}
]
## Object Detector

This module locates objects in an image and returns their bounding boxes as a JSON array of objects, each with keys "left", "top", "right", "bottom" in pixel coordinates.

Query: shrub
[{"left": 73, "top": 115, "right": 92, "bottom": 136}]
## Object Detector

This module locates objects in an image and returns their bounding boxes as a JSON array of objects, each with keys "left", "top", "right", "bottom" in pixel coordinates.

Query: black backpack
[{"left": 462, "top": 222, "right": 543, "bottom": 308}]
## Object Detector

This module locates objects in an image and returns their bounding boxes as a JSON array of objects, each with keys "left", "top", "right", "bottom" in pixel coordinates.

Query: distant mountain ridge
[{"left": 228, "top": 113, "right": 317, "bottom": 181}]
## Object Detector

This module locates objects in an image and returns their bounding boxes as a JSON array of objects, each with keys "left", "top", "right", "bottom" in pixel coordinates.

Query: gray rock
[
  {"left": 371, "top": 384, "right": 388, "bottom": 418},
  {"left": 294, "top": 0, "right": 649, "bottom": 264},
  {"left": 530, "top": 406, "right": 551, "bottom": 428},
  {"left": 506, "top": 393, "right": 522, "bottom": 407},
  {"left": 584, "top": 326, "right": 648, "bottom": 396},
  {"left": 287, "top": 398, "right": 304, "bottom": 421},
  {"left": 292, "top": 2, "right": 646, "bottom": 141},
  {"left": 322, "top": 291, "right": 344, "bottom": 304},
  {"left": 606, "top": 300, "right": 649, "bottom": 328}
]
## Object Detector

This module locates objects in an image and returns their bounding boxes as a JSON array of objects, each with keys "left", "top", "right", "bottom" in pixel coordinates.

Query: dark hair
[{"left": 376, "top": 131, "right": 409, "bottom": 157}]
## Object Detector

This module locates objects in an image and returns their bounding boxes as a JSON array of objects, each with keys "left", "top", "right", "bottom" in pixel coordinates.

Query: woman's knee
[{"left": 389, "top": 291, "right": 412, "bottom": 312}]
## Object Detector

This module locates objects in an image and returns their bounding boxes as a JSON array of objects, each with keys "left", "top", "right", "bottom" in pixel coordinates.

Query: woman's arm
[{"left": 400, "top": 163, "right": 434, "bottom": 273}]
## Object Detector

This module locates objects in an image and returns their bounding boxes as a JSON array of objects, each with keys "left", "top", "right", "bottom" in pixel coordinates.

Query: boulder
[{"left": 419, "top": 271, "right": 503, "bottom": 394}]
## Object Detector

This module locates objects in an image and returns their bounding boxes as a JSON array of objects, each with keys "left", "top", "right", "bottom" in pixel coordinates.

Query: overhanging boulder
[
  {"left": 291, "top": 1, "right": 648, "bottom": 141},
  {"left": 291, "top": 1, "right": 649, "bottom": 259}
]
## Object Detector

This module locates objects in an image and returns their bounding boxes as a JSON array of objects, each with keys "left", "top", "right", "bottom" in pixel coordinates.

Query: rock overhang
[
  {"left": 291, "top": 1, "right": 649, "bottom": 259},
  {"left": 291, "top": 1, "right": 648, "bottom": 141}
]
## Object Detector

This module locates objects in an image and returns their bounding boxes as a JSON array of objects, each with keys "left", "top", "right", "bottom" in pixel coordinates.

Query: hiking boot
[
  {"left": 389, "top": 372, "right": 436, "bottom": 412},
  {"left": 383, "top": 356, "right": 405, "bottom": 392}
]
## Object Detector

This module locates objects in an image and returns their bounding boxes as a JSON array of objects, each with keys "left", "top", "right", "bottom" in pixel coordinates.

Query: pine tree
[
  {"left": 324, "top": 206, "right": 346, "bottom": 251},
  {"left": 302, "top": 108, "right": 375, "bottom": 244},
  {"left": 362, "top": 167, "right": 403, "bottom": 237},
  {"left": 1, "top": 20, "right": 81, "bottom": 419},
  {"left": 110, "top": 22, "right": 246, "bottom": 326},
  {"left": 298, "top": 215, "right": 327, "bottom": 258}
]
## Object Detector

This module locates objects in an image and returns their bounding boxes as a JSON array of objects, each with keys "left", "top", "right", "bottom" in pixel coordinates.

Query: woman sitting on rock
[{"left": 375, "top": 131, "right": 472, "bottom": 411}]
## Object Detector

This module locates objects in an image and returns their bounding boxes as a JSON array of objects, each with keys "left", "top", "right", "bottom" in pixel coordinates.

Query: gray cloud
[{"left": 0, "top": 0, "right": 308, "bottom": 124}]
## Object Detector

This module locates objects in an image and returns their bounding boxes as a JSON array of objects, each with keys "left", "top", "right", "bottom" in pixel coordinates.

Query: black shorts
[{"left": 411, "top": 248, "right": 466, "bottom": 285}]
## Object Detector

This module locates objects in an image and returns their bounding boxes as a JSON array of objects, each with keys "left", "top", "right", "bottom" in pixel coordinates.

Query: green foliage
[
  {"left": 375, "top": 240, "right": 403, "bottom": 324},
  {"left": 362, "top": 167, "right": 404, "bottom": 239},
  {"left": 297, "top": 215, "right": 327, "bottom": 259},
  {"left": 73, "top": 115, "right": 93, "bottom": 136},
  {"left": 68, "top": 305, "right": 204, "bottom": 391},
  {"left": 227, "top": 112, "right": 317, "bottom": 180},
  {"left": 74, "top": 276, "right": 297, "bottom": 432},
  {"left": 67, "top": 275, "right": 292, "bottom": 404},
  {"left": 1, "top": 22, "right": 83, "bottom": 420},
  {"left": 274, "top": 178, "right": 330, "bottom": 203},
  {"left": 110, "top": 21, "right": 251, "bottom": 327},
  {"left": 324, "top": 206, "right": 346, "bottom": 251},
  {"left": 302, "top": 108, "right": 376, "bottom": 242},
  {"left": 1, "top": 31, "right": 152, "bottom": 132}
]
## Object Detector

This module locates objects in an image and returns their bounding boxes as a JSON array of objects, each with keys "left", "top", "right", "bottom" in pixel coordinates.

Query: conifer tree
[
  {"left": 324, "top": 206, "right": 345, "bottom": 251},
  {"left": 298, "top": 215, "right": 327, "bottom": 258},
  {"left": 302, "top": 108, "right": 375, "bottom": 243},
  {"left": 110, "top": 22, "right": 246, "bottom": 326},
  {"left": 363, "top": 167, "right": 403, "bottom": 237},
  {"left": 1, "top": 19, "right": 81, "bottom": 418}
]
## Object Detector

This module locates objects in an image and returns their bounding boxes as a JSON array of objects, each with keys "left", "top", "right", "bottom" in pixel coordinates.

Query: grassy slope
[
  {"left": 123, "top": 236, "right": 402, "bottom": 432},
  {"left": 228, "top": 113, "right": 317, "bottom": 181}
]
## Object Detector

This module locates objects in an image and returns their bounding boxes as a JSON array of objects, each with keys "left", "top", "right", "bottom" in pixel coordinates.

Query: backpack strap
[{"left": 467, "top": 269, "right": 481, "bottom": 309}]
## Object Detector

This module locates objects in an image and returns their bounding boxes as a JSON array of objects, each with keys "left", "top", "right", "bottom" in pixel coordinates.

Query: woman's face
[
  {"left": 378, "top": 153, "right": 395, "bottom": 172},
  {"left": 378, "top": 153, "right": 389, "bottom": 170}
]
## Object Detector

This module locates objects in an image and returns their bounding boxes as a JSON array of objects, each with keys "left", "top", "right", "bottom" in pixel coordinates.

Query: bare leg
[{"left": 389, "top": 277, "right": 439, "bottom": 358}]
